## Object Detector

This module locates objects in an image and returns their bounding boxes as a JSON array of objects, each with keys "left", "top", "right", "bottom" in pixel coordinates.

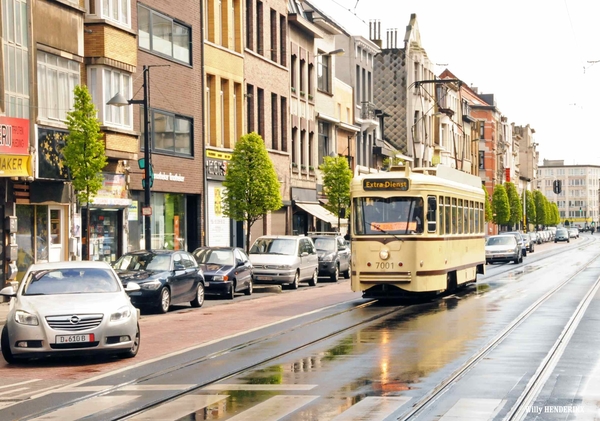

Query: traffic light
[
  {"left": 139, "top": 158, "right": 154, "bottom": 188},
  {"left": 552, "top": 180, "right": 562, "bottom": 194}
]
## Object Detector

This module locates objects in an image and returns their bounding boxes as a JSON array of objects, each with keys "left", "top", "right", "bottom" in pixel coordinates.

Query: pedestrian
[{"left": 592, "top": 226, "right": 595, "bottom": 235}]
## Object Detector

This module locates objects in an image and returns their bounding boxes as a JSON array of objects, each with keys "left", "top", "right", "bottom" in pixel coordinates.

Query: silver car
[
  {"left": 0, "top": 261, "right": 141, "bottom": 364},
  {"left": 249, "top": 235, "right": 319, "bottom": 289}
]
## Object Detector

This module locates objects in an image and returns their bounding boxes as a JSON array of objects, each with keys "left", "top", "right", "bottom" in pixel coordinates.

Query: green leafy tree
[
  {"left": 222, "top": 132, "right": 282, "bottom": 251},
  {"left": 63, "top": 85, "right": 107, "bottom": 259},
  {"left": 504, "top": 182, "right": 522, "bottom": 230},
  {"left": 491, "top": 184, "right": 510, "bottom": 225},
  {"left": 533, "top": 190, "right": 547, "bottom": 229},
  {"left": 525, "top": 190, "right": 536, "bottom": 230},
  {"left": 483, "top": 185, "right": 493, "bottom": 222},
  {"left": 320, "top": 156, "right": 352, "bottom": 229},
  {"left": 549, "top": 202, "right": 560, "bottom": 226}
]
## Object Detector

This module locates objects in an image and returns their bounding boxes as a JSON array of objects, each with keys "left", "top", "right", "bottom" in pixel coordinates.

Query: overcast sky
[{"left": 309, "top": 0, "right": 600, "bottom": 166}]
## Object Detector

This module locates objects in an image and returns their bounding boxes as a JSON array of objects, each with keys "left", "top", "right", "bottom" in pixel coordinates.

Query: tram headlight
[{"left": 379, "top": 250, "right": 389, "bottom": 260}]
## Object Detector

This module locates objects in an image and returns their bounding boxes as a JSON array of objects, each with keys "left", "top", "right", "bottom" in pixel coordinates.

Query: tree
[
  {"left": 320, "top": 156, "right": 352, "bottom": 229},
  {"left": 548, "top": 202, "right": 560, "bottom": 226},
  {"left": 504, "top": 182, "right": 522, "bottom": 230},
  {"left": 483, "top": 185, "right": 493, "bottom": 222},
  {"left": 525, "top": 190, "right": 536, "bottom": 230},
  {"left": 222, "top": 132, "right": 282, "bottom": 251},
  {"left": 63, "top": 85, "right": 107, "bottom": 260},
  {"left": 491, "top": 184, "right": 510, "bottom": 226},
  {"left": 533, "top": 190, "right": 547, "bottom": 229}
]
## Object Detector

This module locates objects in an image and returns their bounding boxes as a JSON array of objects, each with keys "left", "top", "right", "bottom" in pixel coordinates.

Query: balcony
[{"left": 360, "top": 101, "right": 376, "bottom": 120}]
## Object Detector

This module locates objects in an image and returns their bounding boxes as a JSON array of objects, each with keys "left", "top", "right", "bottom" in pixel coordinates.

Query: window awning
[{"left": 295, "top": 202, "right": 347, "bottom": 227}]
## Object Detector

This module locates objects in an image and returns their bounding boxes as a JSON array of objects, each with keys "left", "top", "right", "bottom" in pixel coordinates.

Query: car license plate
[
  {"left": 55, "top": 334, "right": 94, "bottom": 344},
  {"left": 257, "top": 276, "right": 272, "bottom": 281}
]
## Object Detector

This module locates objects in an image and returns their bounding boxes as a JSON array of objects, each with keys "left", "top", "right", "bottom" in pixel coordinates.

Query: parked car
[
  {"left": 113, "top": 250, "right": 205, "bottom": 313},
  {"left": 522, "top": 232, "right": 534, "bottom": 253},
  {"left": 568, "top": 228, "right": 579, "bottom": 239},
  {"left": 485, "top": 235, "right": 522, "bottom": 264},
  {"left": 0, "top": 261, "right": 141, "bottom": 364},
  {"left": 192, "top": 247, "right": 253, "bottom": 299},
  {"left": 555, "top": 228, "right": 570, "bottom": 243},
  {"left": 308, "top": 233, "right": 351, "bottom": 281},
  {"left": 504, "top": 231, "right": 527, "bottom": 257},
  {"left": 529, "top": 231, "right": 540, "bottom": 245},
  {"left": 249, "top": 235, "right": 318, "bottom": 289}
]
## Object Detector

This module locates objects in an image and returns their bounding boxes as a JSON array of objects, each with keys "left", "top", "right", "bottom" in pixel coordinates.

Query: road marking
[
  {"left": 0, "top": 387, "right": 28, "bottom": 396},
  {"left": 59, "top": 384, "right": 196, "bottom": 393},
  {"left": 0, "top": 379, "right": 40, "bottom": 389},
  {"left": 331, "top": 396, "right": 412, "bottom": 420},
  {"left": 29, "top": 395, "right": 139, "bottom": 421},
  {"left": 127, "top": 395, "right": 228, "bottom": 420},
  {"left": 203, "top": 384, "right": 317, "bottom": 391},
  {"left": 439, "top": 398, "right": 506, "bottom": 420},
  {"left": 226, "top": 395, "right": 319, "bottom": 421}
]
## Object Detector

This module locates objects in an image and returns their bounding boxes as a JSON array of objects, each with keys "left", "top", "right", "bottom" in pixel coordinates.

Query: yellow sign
[
  {"left": 206, "top": 150, "right": 232, "bottom": 160},
  {"left": 0, "top": 154, "right": 31, "bottom": 177}
]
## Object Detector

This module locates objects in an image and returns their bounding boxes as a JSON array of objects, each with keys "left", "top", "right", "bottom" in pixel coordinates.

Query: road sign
[{"left": 142, "top": 206, "right": 152, "bottom": 216}]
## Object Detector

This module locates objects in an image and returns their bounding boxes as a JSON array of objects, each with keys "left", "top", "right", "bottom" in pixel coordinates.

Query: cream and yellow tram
[{"left": 350, "top": 164, "right": 485, "bottom": 298}]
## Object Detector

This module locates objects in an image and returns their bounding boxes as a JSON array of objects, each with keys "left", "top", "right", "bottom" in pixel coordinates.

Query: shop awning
[{"left": 295, "top": 202, "right": 347, "bottom": 227}]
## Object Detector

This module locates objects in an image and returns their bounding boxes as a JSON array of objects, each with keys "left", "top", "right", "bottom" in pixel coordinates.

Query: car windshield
[
  {"left": 113, "top": 253, "right": 171, "bottom": 271},
  {"left": 557, "top": 229, "right": 568, "bottom": 234},
  {"left": 250, "top": 238, "right": 297, "bottom": 255},
  {"left": 195, "top": 249, "right": 234, "bottom": 265},
  {"left": 486, "top": 236, "right": 514, "bottom": 246},
  {"left": 23, "top": 268, "right": 120, "bottom": 295},
  {"left": 313, "top": 238, "right": 335, "bottom": 251}
]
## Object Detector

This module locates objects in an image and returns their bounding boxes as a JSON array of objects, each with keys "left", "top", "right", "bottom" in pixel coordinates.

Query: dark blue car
[
  {"left": 192, "top": 247, "right": 253, "bottom": 299},
  {"left": 113, "top": 250, "right": 205, "bottom": 313}
]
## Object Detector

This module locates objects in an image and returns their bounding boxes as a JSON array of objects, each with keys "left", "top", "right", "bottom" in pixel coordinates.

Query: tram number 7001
[{"left": 375, "top": 261, "right": 394, "bottom": 269}]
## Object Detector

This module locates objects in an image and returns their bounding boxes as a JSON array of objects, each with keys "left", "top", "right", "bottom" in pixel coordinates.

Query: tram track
[{"left": 398, "top": 236, "right": 600, "bottom": 421}]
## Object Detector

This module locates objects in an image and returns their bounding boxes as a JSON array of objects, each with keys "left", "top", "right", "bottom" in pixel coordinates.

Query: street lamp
[
  {"left": 107, "top": 65, "right": 152, "bottom": 251},
  {"left": 316, "top": 48, "right": 345, "bottom": 57}
]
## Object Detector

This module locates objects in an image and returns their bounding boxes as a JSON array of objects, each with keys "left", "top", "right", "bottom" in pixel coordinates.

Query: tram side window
[
  {"left": 464, "top": 200, "right": 470, "bottom": 234},
  {"left": 427, "top": 196, "right": 437, "bottom": 233},
  {"left": 452, "top": 198, "right": 457, "bottom": 234},
  {"left": 458, "top": 199, "right": 463, "bottom": 234},
  {"left": 479, "top": 203, "right": 484, "bottom": 233},
  {"left": 470, "top": 201, "right": 475, "bottom": 234},
  {"left": 445, "top": 197, "right": 451, "bottom": 235}
]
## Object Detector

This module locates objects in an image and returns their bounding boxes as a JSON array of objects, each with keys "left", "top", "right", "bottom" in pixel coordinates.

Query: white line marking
[
  {"left": 0, "top": 387, "right": 28, "bottom": 396},
  {"left": 0, "top": 379, "right": 40, "bottom": 390},
  {"left": 226, "top": 395, "right": 319, "bottom": 421},
  {"left": 439, "top": 398, "right": 506, "bottom": 420},
  {"left": 331, "top": 396, "right": 412, "bottom": 421},
  {"left": 203, "top": 384, "right": 317, "bottom": 391},
  {"left": 127, "top": 395, "right": 228, "bottom": 420},
  {"left": 59, "top": 384, "right": 196, "bottom": 393},
  {"left": 29, "top": 395, "right": 140, "bottom": 421}
]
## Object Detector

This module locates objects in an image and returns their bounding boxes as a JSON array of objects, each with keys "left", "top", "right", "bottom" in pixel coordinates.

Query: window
[
  {"left": 317, "top": 54, "right": 330, "bottom": 92},
  {"left": 280, "top": 96, "right": 287, "bottom": 152},
  {"left": 256, "top": 1, "right": 263, "bottom": 54},
  {"left": 88, "top": 66, "right": 132, "bottom": 129},
  {"left": 246, "top": 84, "right": 254, "bottom": 132},
  {"left": 150, "top": 109, "right": 193, "bottom": 156},
  {"left": 138, "top": 4, "right": 191, "bottom": 65},
  {"left": 318, "top": 121, "right": 329, "bottom": 164},
  {"left": 291, "top": 54, "right": 297, "bottom": 91},
  {"left": 3, "top": 0, "right": 29, "bottom": 118},
  {"left": 86, "top": 0, "right": 131, "bottom": 27},
  {"left": 246, "top": 0, "right": 253, "bottom": 50},
  {"left": 270, "top": 9, "right": 277, "bottom": 62},
  {"left": 38, "top": 51, "right": 80, "bottom": 122},
  {"left": 479, "top": 151, "right": 485, "bottom": 169},
  {"left": 257, "top": 88, "right": 264, "bottom": 137},
  {"left": 271, "top": 93, "right": 278, "bottom": 149},
  {"left": 279, "top": 15, "right": 286, "bottom": 65}
]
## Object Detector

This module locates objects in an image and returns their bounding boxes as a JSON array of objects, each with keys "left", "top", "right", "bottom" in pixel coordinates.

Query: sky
[{"left": 309, "top": 0, "right": 600, "bottom": 166}]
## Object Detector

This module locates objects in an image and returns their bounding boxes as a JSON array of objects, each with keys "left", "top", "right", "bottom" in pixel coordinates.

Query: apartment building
[
  {"left": 204, "top": 0, "right": 245, "bottom": 247},
  {"left": 539, "top": 160, "right": 600, "bottom": 227}
]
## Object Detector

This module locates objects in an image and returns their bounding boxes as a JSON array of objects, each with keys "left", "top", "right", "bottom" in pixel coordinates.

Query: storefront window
[
  {"left": 88, "top": 209, "right": 120, "bottom": 262},
  {"left": 16, "top": 205, "right": 51, "bottom": 281}
]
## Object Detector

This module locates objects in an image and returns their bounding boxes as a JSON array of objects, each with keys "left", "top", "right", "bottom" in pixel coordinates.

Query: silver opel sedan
[{"left": 0, "top": 261, "right": 141, "bottom": 364}]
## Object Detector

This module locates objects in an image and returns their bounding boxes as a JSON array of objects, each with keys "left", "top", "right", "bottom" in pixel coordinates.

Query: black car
[
  {"left": 308, "top": 233, "right": 351, "bottom": 281},
  {"left": 192, "top": 247, "right": 253, "bottom": 299},
  {"left": 113, "top": 250, "right": 205, "bottom": 313}
]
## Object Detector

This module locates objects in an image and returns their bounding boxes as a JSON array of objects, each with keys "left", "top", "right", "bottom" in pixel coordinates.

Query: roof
[{"left": 28, "top": 261, "right": 112, "bottom": 270}]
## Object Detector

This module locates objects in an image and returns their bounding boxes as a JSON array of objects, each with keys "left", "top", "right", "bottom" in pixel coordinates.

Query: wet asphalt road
[{"left": 1, "top": 234, "right": 599, "bottom": 420}]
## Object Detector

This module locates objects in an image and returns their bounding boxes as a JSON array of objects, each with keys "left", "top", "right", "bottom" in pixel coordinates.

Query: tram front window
[{"left": 354, "top": 197, "right": 424, "bottom": 235}]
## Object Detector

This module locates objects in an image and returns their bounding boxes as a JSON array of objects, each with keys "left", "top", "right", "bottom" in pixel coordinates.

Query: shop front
[
  {"left": 205, "top": 149, "right": 238, "bottom": 247},
  {"left": 292, "top": 187, "right": 346, "bottom": 235}
]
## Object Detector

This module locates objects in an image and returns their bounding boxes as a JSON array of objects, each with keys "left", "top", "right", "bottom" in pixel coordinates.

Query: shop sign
[
  {"left": 0, "top": 154, "right": 32, "bottom": 177},
  {"left": 91, "top": 173, "right": 131, "bottom": 206},
  {"left": 206, "top": 149, "right": 231, "bottom": 181},
  {"left": 154, "top": 172, "right": 185, "bottom": 182},
  {"left": 128, "top": 201, "right": 139, "bottom": 221},
  {"left": 0, "top": 117, "right": 29, "bottom": 155}
]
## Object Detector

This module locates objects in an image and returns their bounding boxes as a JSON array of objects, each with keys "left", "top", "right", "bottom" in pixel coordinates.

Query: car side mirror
[
  {"left": 124, "top": 282, "right": 141, "bottom": 293},
  {"left": 301, "top": 251, "right": 309, "bottom": 257},
  {"left": 0, "top": 286, "right": 16, "bottom": 300}
]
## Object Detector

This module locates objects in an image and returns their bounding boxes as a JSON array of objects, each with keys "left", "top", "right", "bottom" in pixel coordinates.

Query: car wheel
[
  {"left": 190, "top": 283, "right": 205, "bottom": 308},
  {"left": 244, "top": 279, "right": 253, "bottom": 296},
  {"left": 290, "top": 271, "right": 299, "bottom": 289},
  {"left": 157, "top": 287, "right": 171, "bottom": 314},
  {"left": 225, "top": 282, "right": 236, "bottom": 300},
  {"left": 308, "top": 269, "right": 318, "bottom": 287},
  {"left": 119, "top": 323, "right": 140, "bottom": 359},
  {"left": 343, "top": 267, "right": 350, "bottom": 279},
  {"left": 1, "top": 326, "right": 16, "bottom": 364},
  {"left": 330, "top": 264, "right": 339, "bottom": 282}
]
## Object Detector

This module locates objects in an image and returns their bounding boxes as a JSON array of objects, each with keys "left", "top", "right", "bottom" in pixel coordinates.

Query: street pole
[{"left": 142, "top": 66, "right": 152, "bottom": 251}]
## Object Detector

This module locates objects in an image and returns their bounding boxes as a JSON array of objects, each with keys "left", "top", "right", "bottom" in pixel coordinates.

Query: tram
[{"left": 350, "top": 164, "right": 486, "bottom": 299}]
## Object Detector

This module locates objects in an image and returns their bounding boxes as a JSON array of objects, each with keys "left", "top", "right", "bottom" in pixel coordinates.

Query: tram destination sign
[{"left": 363, "top": 178, "right": 410, "bottom": 191}]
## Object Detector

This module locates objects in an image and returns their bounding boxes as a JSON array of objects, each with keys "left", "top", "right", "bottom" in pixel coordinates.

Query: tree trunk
[
  {"left": 86, "top": 194, "right": 91, "bottom": 261},
  {"left": 245, "top": 218, "right": 252, "bottom": 253}
]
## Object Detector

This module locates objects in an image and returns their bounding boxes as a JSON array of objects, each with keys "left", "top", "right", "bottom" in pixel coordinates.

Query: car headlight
[
  {"left": 110, "top": 306, "right": 132, "bottom": 322},
  {"left": 139, "top": 280, "right": 162, "bottom": 290},
  {"left": 15, "top": 310, "right": 39, "bottom": 326},
  {"left": 321, "top": 254, "right": 334, "bottom": 262},
  {"left": 212, "top": 275, "right": 229, "bottom": 281}
]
